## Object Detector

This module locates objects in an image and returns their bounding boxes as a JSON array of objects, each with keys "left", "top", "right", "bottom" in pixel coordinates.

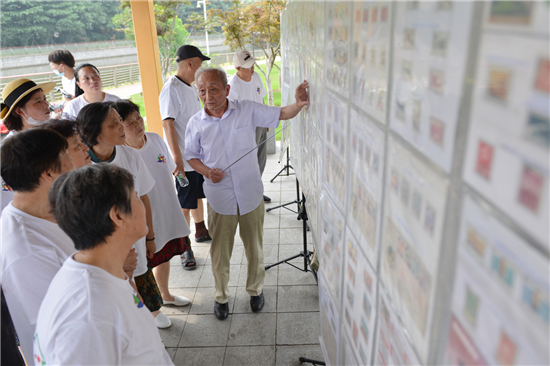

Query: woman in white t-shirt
[
  {"left": 115, "top": 100, "right": 194, "bottom": 306},
  {"left": 77, "top": 101, "right": 184, "bottom": 329},
  {"left": 62, "top": 63, "right": 120, "bottom": 120}
]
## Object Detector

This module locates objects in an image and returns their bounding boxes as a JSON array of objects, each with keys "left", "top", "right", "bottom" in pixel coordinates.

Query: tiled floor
[{"left": 160, "top": 146, "right": 324, "bottom": 366}]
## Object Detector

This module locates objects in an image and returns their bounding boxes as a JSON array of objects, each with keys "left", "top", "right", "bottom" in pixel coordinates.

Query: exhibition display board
[{"left": 279, "top": 1, "right": 549, "bottom": 365}]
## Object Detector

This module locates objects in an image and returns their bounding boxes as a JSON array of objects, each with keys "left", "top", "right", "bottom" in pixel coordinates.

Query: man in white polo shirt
[
  {"left": 159, "top": 45, "right": 212, "bottom": 261},
  {"left": 228, "top": 50, "right": 270, "bottom": 203},
  {"left": 185, "top": 67, "right": 309, "bottom": 320}
]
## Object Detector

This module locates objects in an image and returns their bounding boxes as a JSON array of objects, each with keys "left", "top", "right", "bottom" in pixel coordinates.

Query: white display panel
[{"left": 445, "top": 195, "right": 550, "bottom": 366}]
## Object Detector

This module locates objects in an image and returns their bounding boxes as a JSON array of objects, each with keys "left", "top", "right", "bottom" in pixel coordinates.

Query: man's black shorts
[{"left": 175, "top": 171, "right": 206, "bottom": 209}]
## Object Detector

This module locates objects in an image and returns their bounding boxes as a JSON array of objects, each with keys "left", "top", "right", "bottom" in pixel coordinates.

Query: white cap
[{"left": 233, "top": 50, "right": 256, "bottom": 68}]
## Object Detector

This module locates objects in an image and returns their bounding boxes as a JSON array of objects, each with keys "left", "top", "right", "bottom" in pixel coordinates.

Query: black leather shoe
[
  {"left": 263, "top": 195, "right": 271, "bottom": 203},
  {"left": 250, "top": 292, "right": 265, "bottom": 312},
  {"left": 214, "top": 301, "right": 229, "bottom": 320},
  {"left": 195, "top": 233, "right": 212, "bottom": 243}
]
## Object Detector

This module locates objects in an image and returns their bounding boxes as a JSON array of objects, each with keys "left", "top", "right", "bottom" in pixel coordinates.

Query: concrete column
[{"left": 130, "top": 0, "right": 164, "bottom": 137}]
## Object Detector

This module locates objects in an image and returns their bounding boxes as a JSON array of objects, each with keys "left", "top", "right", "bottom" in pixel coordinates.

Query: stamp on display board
[
  {"left": 348, "top": 265, "right": 355, "bottom": 286},
  {"left": 396, "top": 101, "right": 406, "bottom": 122},
  {"left": 525, "top": 112, "right": 550, "bottom": 148},
  {"left": 352, "top": 321, "right": 359, "bottom": 346},
  {"left": 487, "top": 66, "right": 512, "bottom": 102},
  {"left": 348, "top": 240, "right": 357, "bottom": 265},
  {"left": 357, "top": 139, "right": 364, "bottom": 162},
  {"left": 360, "top": 317, "right": 369, "bottom": 344},
  {"left": 534, "top": 58, "right": 550, "bottom": 94},
  {"left": 403, "top": 28, "right": 415, "bottom": 49},
  {"left": 371, "top": 7, "right": 378, "bottom": 23},
  {"left": 466, "top": 225, "right": 486, "bottom": 259},
  {"left": 363, "top": 294, "right": 372, "bottom": 319},
  {"left": 381, "top": 6, "right": 388, "bottom": 22},
  {"left": 370, "top": 48, "right": 376, "bottom": 66},
  {"left": 347, "top": 283, "right": 355, "bottom": 307},
  {"left": 432, "top": 31, "right": 449, "bottom": 56},
  {"left": 424, "top": 203, "right": 436, "bottom": 236},
  {"left": 489, "top": 1, "right": 533, "bottom": 25},
  {"left": 412, "top": 99, "right": 421, "bottom": 132},
  {"left": 436, "top": 1, "right": 453, "bottom": 10},
  {"left": 464, "top": 286, "right": 479, "bottom": 326},
  {"left": 429, "top": 117, "right": 445, "bottom": 146},
  {"left": 391, "top": 169, "right": 399, "bottom": 194},
  {"left": 412, "top": 190, "right": 422, "bottom": 219},
  {"left": 475, "top": 140, "right": 494, "bottom": 180},
  {"left": 372, "top": 153, "right": 379, "bottom": 173},
  {"left": 407, "top": 1, "right": 419, "bottom": 10},
  {"left": 364, "top": 268, "right": 372, "bottom": 294},
  {"left": 380, "top": 47, "right": 386, "bottom": 68},
  {"left": 352, "top": 135, "right": 357, "bottom": 154},
  {"left": 401, "top": 177, "right": 410, "bottom": 207},
  {"left": 364, "top": 145, "right": 371, "bottom": 166},
  {"left": 345, "top": 308, "right": 352, "bottom": 327},
  {"left": 517, "top": 164, "right": 544, "bottom": 213},
  {"left": 429, "top": 68, "right": 445, "bottom": 94},
  {"left": 363, "top": 9, "right": 369, "bottom": 23},
  {"left": 495, "top": 331, "right": 517, "bottom": 366},
  {"left": 377, "top": 90, "right": 386, "bottom": 112}
]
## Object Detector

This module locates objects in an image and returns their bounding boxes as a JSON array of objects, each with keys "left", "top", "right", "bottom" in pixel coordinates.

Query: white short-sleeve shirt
[
  {"left": 129, "top": 132, "right": 191, "bottom": 250},
  {"left": 61, "top": 76, "right": 76, "bottom": 97},
  {"left": 1, "top": 203, "right": 76, "bottom": 363},
  {"left": 228, "top": 72, "right": 266, "bottom": 104},
  {"left": 62, "top": 92, "right": 120, "bottom": 120},
  {"left": 34, "top": 256, "right": 174, "bottom": 366},
  {"left": 185, "top": 99, "right": 281, "bottom": 215},
  {"left": 1, "top": 130, "right": 17, "bottom": 213},
  {"left": 102, "top": 145, "right": 155, "bottom": 276},
  {"left": 158, "top": 75, "right": 201, "bottom": 172}
]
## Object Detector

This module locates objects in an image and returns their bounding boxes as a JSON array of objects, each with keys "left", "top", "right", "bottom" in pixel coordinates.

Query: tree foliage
[
  {"left": 112, "top": 0, "right": 191, "bottom": 80},
  {"left": 204, "top": 0, "right": 286, "bottom": 106},
  {"left": 0, "top": 0, "right": 123, "bottom": 47}
]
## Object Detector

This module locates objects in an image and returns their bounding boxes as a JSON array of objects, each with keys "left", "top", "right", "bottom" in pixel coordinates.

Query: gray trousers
[{"left": 256, "top": 127, "right": 267, "bottom": 176}]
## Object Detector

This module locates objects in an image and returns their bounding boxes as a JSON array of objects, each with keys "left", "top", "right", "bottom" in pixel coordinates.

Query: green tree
[
  {"left": 202, "top": 0, "right": 286, "bottom": 106},
  {"left": 112, "top": 0, "right": 192, "bottom": 80},
  {"left": 0, "top": 1, "right": 123, "bottom": 47}
]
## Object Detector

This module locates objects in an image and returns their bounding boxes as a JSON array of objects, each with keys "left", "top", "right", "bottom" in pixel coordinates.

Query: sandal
[{"left": 181, "top": 250, "right": 197, "bottom": 271}]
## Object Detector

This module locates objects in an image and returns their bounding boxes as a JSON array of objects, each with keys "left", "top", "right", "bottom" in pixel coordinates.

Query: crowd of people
[{"left": 0, "top": 45, "right": 308, "bottom": 364}]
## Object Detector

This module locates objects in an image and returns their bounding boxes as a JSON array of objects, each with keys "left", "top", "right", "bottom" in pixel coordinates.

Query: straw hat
[{"left": 1, "top": 78, "right": 56, "bottom": 119}]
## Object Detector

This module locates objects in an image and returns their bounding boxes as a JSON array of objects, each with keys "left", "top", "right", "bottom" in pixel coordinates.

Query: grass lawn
[{"left": 130, "top": 60, "right": 283, "bottom": 139}]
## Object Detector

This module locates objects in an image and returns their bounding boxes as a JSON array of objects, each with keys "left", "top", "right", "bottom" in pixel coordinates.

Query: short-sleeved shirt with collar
[
  {"left": 159, "top": 75, "right": 201, "bottom": 172},
  {"left": 185, "top": 99, "right": 281, "bottom": 216}
]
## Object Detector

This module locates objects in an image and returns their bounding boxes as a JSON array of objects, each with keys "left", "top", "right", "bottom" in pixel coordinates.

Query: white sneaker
[
  {"left": 163, "top": 295, "right": 191, "bottom": 306},
  {"left": 155, "top": 313, "right": 172, "bottom": 329}
]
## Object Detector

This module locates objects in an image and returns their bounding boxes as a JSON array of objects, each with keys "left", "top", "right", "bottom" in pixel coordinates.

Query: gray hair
[{"left": 195, "top": 67, "right": 228, "bottom": 88}]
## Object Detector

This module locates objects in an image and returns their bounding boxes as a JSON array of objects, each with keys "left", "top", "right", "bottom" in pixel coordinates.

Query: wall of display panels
[{"left": 279, "top": 1, "right": 549, "bottom": 365}]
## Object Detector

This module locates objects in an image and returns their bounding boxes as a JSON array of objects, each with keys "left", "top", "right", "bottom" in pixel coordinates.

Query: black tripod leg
[
  {"left": 266, "top": 199, "right": 299, "bottom": 213},
  {"left": 299, "top": 357, "right": 326, "bottom": 365},
  {"left": 264, "top": 252, "right": 303, "bottom": 270}
]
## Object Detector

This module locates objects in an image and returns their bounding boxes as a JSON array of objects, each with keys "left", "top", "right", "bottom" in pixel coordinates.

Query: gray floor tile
[
  {"left": 280, "top": 214, "right": 304, "bottom": 229},
  {"left": 168, "top": 264, "right": 205, "bottom": 288},
  {"left": 276, "top": 312, "right": 321, "bottom": 345},
  {"left": 198, "top": 265, "right": 240, "bottom": 288},
  {"left": 223, "top": 346, "right": 275, "bottom": 366},
  {"left": 277, "top": 285, "right": 319, "bottom": 312},
  {"left": 281, "top": 180, "right": 299, "bottom": 192},
  {"left": 263, "top": 191, "right": 282, "bottom": 203},
  {"left": 173, "top": 347, "right": 226, "bottom": 366},
  {"left": 280, "top": 228, "right": 306, "bottom": 244},
  {"left": 179, "top": 314, "right": 232, "bottom": 347},
  {"left": 237, "top": 263, "right": 278, "bottom": 287},
  {"left": 227, "top": 313, "right": 277, "bottom": 346},
  {"left": 281, "top": 190, "right": 300, "bottom": 203},
  {"left": 190, "top": 245, "right": 210, "bottom": 266},
  {"left": 263, "top": 228, "right": 280, "bottom": 245},
  {"left": 233, "top": 286, "right": 277, "bottom": 313},
  {"left": 263, "top": 213, "right": 280, "bottom": 228},
  {"left": 278, "top": 266, "right": 318, "bottom": 286},
  {"left": 161, "top": 288, "right": 196, "bottom": 315},
  {"left": 275, "top": 345, "right": 325, "bottom": 366},
  {"left": 159, "top": 315, "right": 186, "bottom": 348},
  {"left": 189, "top": 287, "right": 237, "bottom": 315},
  {"left": 165, "top": 347, "right": 177, "bottom": 361}
]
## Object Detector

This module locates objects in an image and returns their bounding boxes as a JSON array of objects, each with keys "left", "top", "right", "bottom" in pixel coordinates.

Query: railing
[
  {"left": 0, "top": 40, "right": 136, "bottom": 58},
  {"left": 0, "top": 61, "right": 178, "bottom": 103}
]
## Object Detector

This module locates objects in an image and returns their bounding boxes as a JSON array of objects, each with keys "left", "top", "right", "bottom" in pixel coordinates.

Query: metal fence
[
  {"left": 0, "top": 61, "right": 178, "bottom": 102},
  {"left": 0, "top": 40, "right": 136, "bottom": 58}
]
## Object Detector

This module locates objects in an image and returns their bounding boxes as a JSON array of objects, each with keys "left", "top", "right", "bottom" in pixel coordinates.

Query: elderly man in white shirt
[{"left": 185, "top": 68, "right": 309, "bottom": 320}]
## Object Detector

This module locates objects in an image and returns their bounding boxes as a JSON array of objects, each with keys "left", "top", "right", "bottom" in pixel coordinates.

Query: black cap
[{"left": 175, "top": 45, "right": 210, "bottom": 62}]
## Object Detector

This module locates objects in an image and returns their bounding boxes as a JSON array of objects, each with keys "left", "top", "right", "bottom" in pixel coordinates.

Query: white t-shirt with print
[
  {"left": 228, "top": 72, "right": 267, "bottom": 104},
  {"left": 158, "top": 75, "right": 201, "bottom": 172},
  {"left": 61, "top": 76, "right": 76, "bottom": 97},
  {"left": 107, "top": 145, "right": 155, "bottom": 276},
  {"left": 1, "top": 203, "right": 76, "bottom": 364},
  {"left": 1, "top": 130, "right": 17, "bottom": 213},
  {"left": 130, "top": 132, "right": 190, "bottom": 250},
  {"left": 33, "top": 256, "right": 174, "bottom": 366},
  {"left": 62, "top": 92, "right": 120, "bottom": 120}
]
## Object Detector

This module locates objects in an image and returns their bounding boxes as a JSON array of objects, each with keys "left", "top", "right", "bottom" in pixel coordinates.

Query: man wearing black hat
[{"left": 159, "top": 45, "right": 212, "bottom": 269}]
